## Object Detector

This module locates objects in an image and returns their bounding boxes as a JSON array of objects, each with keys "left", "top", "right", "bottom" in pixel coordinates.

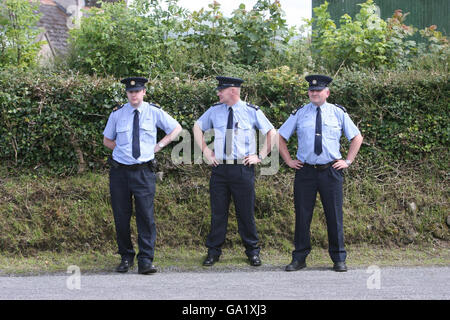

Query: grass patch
[
  {"left": 0, "top": 243, "right": 449, "bottom": 275},
  {"left": 1, "top": 165, "right": 448, "bottom": 254}
]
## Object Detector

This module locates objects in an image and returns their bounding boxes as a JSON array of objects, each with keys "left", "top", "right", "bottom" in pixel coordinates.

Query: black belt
[
  {"left": 303, "top": 161, "right": 336, "bottom": 171},
  {"left": 222, "top": 159, "right": 247, "bottom": 165},
  {"left": 108, "top": 157, "right": 156, "bottom": 171}
]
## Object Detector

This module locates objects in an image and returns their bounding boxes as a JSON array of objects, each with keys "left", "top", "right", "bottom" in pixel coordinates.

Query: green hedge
[
  {"left": 0, "top": 66, "right": 448, "bottom": 174},
  {"left": 332, "top": 69, "right": 450, "bottom": 164}
]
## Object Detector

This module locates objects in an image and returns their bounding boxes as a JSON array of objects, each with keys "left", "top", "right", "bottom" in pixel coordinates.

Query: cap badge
[
  {"left": 312, "top": 80, "right": 317, "bottom": 85},
  {"left": 130, "top": 80, "right": 135, "bottom": 86}
]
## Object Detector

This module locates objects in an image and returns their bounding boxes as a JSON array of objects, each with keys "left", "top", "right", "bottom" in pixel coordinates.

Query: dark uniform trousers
[
  {"left": 207, "top": 164, "right": 260, "bottom": 258},
  {"left": 293, "top": 165, "right": 346, "bottom": 263},
  {"left": 109, "top": 166, "right": 156, "bottom": 263}
]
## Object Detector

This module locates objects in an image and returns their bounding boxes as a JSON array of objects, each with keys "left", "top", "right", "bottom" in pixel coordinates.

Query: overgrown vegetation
[
  {"left": 0, "top": 163, "right": 448, "bottom": 255},
  {"left": 310, "top": 0, "right": 448, "bottom": 71},
  {"left": 67, "top": 0, "right": 299, "bottom": 77}
]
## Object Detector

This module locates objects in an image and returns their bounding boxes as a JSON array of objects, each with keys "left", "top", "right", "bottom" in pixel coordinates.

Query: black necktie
[
  {"left": 225, "top": 107, "right": 233, "bottom": 156},
  {"left": 132, "top": 109, "right": 140, "bottom": 159},
  {"left": 314, "top": 106, "right": 322, "bottom": 155}
]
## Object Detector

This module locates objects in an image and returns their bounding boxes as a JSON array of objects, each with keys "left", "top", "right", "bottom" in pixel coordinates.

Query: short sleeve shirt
[
  {"left": 196, "top": 100, "right": 274, "bottom": 160},
  {"left": 278, "top": 102, "right": 360, "bottom": 164},
  {"left": 103, "top": 102, "right": 179, "bottom": 164}
]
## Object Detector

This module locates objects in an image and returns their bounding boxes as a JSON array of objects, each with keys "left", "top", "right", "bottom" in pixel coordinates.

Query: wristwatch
[
  {"left": 158, "top": 142, "right": 165, "bottom": 149},
  {"left": 345, "top": 159, "right": 352, "bottom": 166}
]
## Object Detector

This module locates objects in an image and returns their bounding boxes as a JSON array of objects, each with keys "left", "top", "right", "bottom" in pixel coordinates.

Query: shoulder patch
[
  {"left": 246, "top": 102, "right": 260, "bottom": 110},
  {"left": 112, "top": 104, "right": 124, "bottom": 112},
  {"left": 334, "top": 104, "right": 347, "bottom": 113},
  {"left": 291, "top": 105, "right": 304, "bottom": 115},
  {"left": 149, "top": 102, "right": 161, "bottom": 109}
]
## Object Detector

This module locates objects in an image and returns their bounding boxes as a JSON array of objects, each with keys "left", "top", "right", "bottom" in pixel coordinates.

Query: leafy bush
[
  {"left": 67, "top": 1, "right": 164, "bottom": 77},
  {"left": 67, "top": 0, "right": 298, "bottom": 78},
  {"left": 310, "top": 0, "right": 449, "bottom": 72},
  {"left": 413, "top": 25, "right": 450, "bottom": 70},
  {"left": 228, "top": 0, "right": 296, "bottom": 67},
  {"left": 331, "top": 68, "right": 449, "bottom": 165},
  {"left": 0, "top": 68, "right": 121, "bottom": 174}
]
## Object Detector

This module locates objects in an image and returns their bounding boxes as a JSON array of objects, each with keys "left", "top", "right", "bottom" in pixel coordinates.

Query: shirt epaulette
[
  {"left": 212, "top": 102, "right": 222, "bottom": 107},
  {"left": 291, "top": 105, "right": 304, "bottom": 115},
  {"left": 334, "top": 104, "right": 347, "bottom": 113},
  {"left": 112, "top": 104, "right": 124, "bottom": 112},
  {"left": 246, "top": 102, "right": 260, "bottom": 110},
  {"left": 149, "top": 102, "right": 161, "bottom": 109}
]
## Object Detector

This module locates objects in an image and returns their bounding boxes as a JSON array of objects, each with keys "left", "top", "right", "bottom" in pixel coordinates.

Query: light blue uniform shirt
[
  {"left": 103, "top": 102, "right": 179, "bottom": 165},
  {"left": 278, "top": 102, "right": 361, "bottom": 165},
  {"left": 196, "top": 100, "right": 274, "bottom": 160}
]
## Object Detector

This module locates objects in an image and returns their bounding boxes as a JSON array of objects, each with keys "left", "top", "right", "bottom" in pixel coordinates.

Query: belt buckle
[{"left": 313, "top": 164, "right": 319, "bottom": 169}]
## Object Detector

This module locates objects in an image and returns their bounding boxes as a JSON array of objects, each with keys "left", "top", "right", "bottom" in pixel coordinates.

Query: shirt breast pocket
[
  {"left": 235, "top": 121, "right": 255, "bottom": 155},
  {"left": 212, "top": 118, "right": 227, "bottom": 140},
  {"left": 236, "top": 121, "right": 254, "bottom": 135},
  {"left": 116, "top": 125, "right": 130, "bottom": 146},
  {"left": 323, "top": 117, "right": 341, "bottom": 140},
  {"left": 141, "top": 122, "right": 156, "bottom": 144},
  {"left": 236, "top": 121, "right": 255, "bottom": 151},
  {"left": 297, "top": 117, "right": 315, "bottom": 137}
]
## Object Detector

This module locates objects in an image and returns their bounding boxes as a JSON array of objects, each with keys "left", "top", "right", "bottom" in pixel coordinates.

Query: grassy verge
[
  {"left": 1, "top": 243, "right": 448, "bottom": 275},
  {"left": 0, "top": 165, "right": 449, "bottom": 255},
  {"left": 0, "top": 164, "right": 448, "bottom": 275}
]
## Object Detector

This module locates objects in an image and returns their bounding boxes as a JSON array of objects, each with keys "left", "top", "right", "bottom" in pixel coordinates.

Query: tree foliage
[
  {"left": 67, "top": 0, "right": 297, "bottom": 78},
  {"left": 67, "top": 1, "right": 163, "bottom": 77},
  {"left": 0, "top": 0, "right": 44, "bottom": 69}
]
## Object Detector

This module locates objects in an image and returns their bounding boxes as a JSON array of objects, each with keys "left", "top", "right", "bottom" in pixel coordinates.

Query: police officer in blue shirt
[
  {"left": 103, "top": 77, "right": 182, "bottom": 274},
  {"left": 278, "top": 75, "right": 363, "bottom": 272},
  {"left": 193, "top": 76, "right": 276, "bottom": 267}
]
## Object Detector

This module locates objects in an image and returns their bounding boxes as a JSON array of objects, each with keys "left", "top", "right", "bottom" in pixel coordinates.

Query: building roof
[{"left": 37, "top": 0, "right": 70, "bottom": 55}]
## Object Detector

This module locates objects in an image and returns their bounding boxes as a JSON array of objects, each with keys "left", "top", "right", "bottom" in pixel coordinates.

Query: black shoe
[
  {"left": 203, "top": 255, "right": 219, "bottom": 266},
  {"left": 248, "top": 255, "right": 262, "bottom": 266},
  {"left": 333, "top": 261, "right": 347, "bottom": 272},
  {"left": 138, "top": 261, "right": 157, "bottom": 274},
  {"left": 285, "top": 260, "right": 306, "bottom": 272},
  {"left": 115, "top": 259, "right": 134, "bottom": 273}
]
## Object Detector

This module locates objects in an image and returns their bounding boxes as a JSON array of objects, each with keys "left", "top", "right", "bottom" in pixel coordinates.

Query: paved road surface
[{"left": 0, "top": 266, "right": 448, "bottom": 300}]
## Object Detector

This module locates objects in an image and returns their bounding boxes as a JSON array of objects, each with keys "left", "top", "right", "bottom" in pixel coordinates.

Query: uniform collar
[
  {"left": 128, "top": 102, "right": 145, "bottom": 114},
  {"left": 226, "top": 99, "right": 243, "bottom": 110},
  {"left": 312, "top": 101, "right": 327, "bottom": 108},
  {"left": 309, "top": 101, "right": 329, "bottom": 110}
]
